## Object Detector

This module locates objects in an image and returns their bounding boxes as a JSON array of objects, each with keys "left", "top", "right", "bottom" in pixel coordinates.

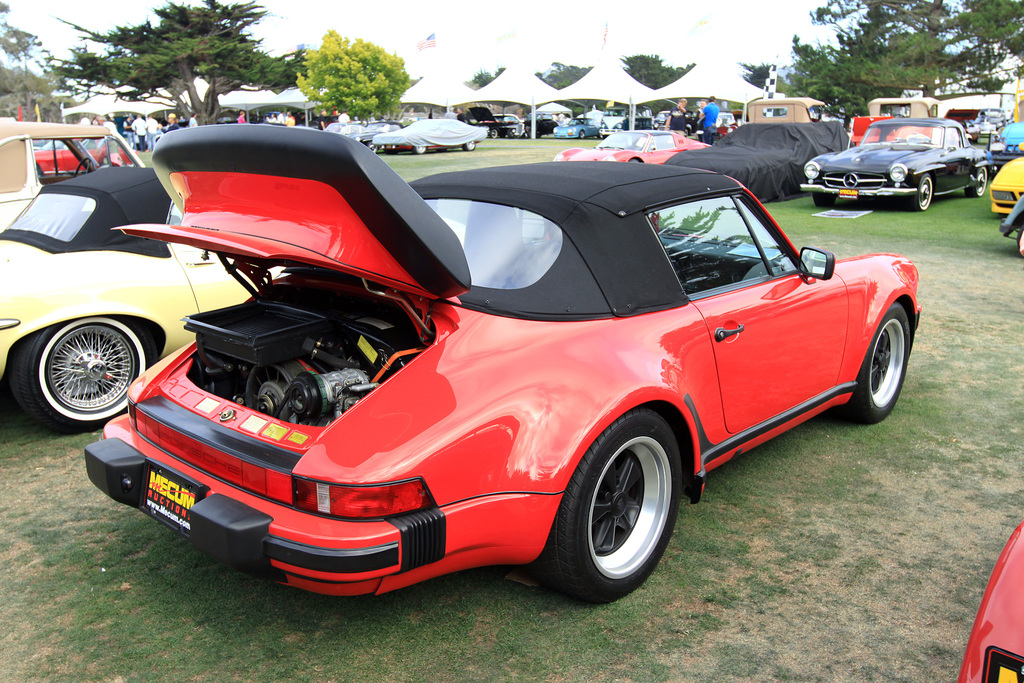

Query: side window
[
  {"left": 650, "top": 196, "right": 778, "bottom": 296},
  {"left": 736, "top": 201, "right": 798, "bottom": 276}
]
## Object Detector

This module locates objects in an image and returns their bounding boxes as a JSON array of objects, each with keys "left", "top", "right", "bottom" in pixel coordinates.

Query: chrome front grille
[{"left": 823, "top": 172, "right": 887, "bottom": 190}]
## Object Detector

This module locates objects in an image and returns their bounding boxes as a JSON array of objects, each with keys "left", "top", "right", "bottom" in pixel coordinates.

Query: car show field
[{"left": 0, "top": 137, "right": 1022, "bottom": 681}]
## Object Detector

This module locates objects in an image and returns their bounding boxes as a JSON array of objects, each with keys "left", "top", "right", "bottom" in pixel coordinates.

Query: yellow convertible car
[{"left": 0, "top": 167, "right": 246, "bottom": 432}]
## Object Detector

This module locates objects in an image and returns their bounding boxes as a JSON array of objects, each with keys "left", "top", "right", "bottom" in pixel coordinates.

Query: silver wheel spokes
[
  {"left": 589, "top": 436, "right": 671, "bottom": 579},
  {"left": 870, "top": 319, "right": 905, "bottom": 407},
  {"left": 47, "top": 326, "right": 134, "bottom": 411}
]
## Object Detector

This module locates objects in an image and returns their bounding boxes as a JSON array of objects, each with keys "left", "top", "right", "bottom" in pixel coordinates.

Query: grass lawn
[{"left": 2, "top": 138, "right": 1021, "bottom": 681}]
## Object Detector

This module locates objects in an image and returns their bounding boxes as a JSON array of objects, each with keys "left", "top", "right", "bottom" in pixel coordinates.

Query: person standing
[
  {"left": 701, "top": 97, "right": 721, "bottom": 145},
  {"left": 188, "top": 114, "right": 198, "bottom": 128},
  {"left": 164, "top": 113, "right": 181, "bottom": 132},
  {"left": 146, "top": 115, "right": 159, "bottom": 150},
  {"left": 338, "top": 110, "right": 350, "bottom": 124},
  {"left": 132, "top": 114, "right": 148, "bottom": 150},
  {"left": 237, "top": 111, "right": 246, "bottom": 124},
  {"left": 665, "top": 99, "right": 688, "bottom": 133}
]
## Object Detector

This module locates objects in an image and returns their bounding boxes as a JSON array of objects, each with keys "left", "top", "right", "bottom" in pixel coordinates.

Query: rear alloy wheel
[
  {"left": 909, "top": 174, "right": 934, "bottom": 211},
  {"left": 412, "top": 145, "right": 427, "bottom": 155},
  {"left": 838, "top": 303, "right": 910, "bottom": 424},
  {"left": 9, "top": 317, "right": 155, "bottom": 433},
  {"left": 577, "top": 130, "right": 585, "bottom": 139},
  {"left": 531, "top": 409, "right": 681, "bottom": 602},
  {"left": 462, "top": 141, "right": 476, "bottom": 152},
  {"left": 965, "top": 166, "right": 988, "bottom": 198},
  {"left": 812, "top": 193, "right": 837, "bottom": 208}
]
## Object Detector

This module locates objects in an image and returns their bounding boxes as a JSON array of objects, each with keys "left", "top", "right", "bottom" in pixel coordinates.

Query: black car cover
[{"left": 666, "top": 122, "right": 849, "bottom": 202}]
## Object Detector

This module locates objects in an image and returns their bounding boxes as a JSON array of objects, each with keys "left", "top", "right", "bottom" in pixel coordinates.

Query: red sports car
[
  {"left": 959, "top": 520, "right": 1024, "bottom": 682},
  {"left": 85, "top": 125, "right": 921, "bottom": 602},
  {"left": 554, "top": 130, "right": 707, "bottom": 164}
]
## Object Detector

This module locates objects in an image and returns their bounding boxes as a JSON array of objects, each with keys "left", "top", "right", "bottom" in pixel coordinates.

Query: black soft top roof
[
  {"left": 413, "top": 162, "right": 741, "bottom": 319},
  {"left": 0, "top": 166, "right": 170, "bottom": 257}
]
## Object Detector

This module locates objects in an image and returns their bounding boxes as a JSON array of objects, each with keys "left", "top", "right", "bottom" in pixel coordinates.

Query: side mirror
[{"left": 799, "top": 247, "right": 836, "bottom": 280}]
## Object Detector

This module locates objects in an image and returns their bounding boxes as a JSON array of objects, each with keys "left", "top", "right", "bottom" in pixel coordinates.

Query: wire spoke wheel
[{"left": 46, "top": 323, "right": 137, "bottom": 412}]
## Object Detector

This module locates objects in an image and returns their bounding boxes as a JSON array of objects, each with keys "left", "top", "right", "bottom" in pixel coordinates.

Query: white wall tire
[{"left": 10, "top": 317, "right": 153, "bottom": 432}]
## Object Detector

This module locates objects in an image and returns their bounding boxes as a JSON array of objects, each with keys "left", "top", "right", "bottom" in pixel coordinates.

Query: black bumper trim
[
  {"left": 137, "top": 396, "right": 301, "bottom": 472},
  {"left": 265, "top": 536, "right": 399, "bottom": 574}
]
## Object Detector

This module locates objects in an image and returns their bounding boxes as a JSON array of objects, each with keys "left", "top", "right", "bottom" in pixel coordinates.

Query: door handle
[{"left": 714, "top": 324, "right": 744, "bottom": 342}]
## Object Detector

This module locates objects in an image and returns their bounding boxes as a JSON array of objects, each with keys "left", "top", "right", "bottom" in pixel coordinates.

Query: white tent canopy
[
  {"left": 62, "top": 94, "right": 171, "bottom": 118},
  {"left": 555, "top": 59, "right": 658, "bottom": 105},
  {"left": 218, "top": 89, "right": 279, "bottom": 111},
  {"left": 653, "top": 63, "right": 763, "bottom": 105},
  {"left": 537, "top": 102, "right": 571, "bottom": 115},
  {"left": 402, "top": 75, "right": 478, "bottom": 107},
  {"left": 265, "top": 88, "right": 314, "bottom": 109},
  {"left": 471, "top": 66, "right": 561, "bottom": 105}
]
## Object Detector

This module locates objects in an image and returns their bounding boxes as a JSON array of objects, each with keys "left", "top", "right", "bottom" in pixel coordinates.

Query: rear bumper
[{"left": 84, "top": 437, "right": 436, "bottom": 590}]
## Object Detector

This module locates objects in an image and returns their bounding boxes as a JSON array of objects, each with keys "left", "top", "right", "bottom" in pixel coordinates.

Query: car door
[
  {"left": 650, "top": 194, "right": 849, "bottom": 435},
  {"left": 937, "top": 126, "right": 972, "bottom": 193}
]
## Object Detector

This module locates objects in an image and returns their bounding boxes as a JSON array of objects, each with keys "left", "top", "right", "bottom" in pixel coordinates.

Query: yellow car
[
  {"left": 0, "top": 167, "right": 247, "bottom": 432},
  {"left": 991, "top": 157, "right": 1024, "bottom": 214},
  {"left": 0, "top": 121, "right": 145, "bottom": 228}
]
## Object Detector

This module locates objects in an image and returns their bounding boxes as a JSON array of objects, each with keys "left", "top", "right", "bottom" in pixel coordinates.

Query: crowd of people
[{"left": 664, "top": 96, "right": 722, "bottom": 143}]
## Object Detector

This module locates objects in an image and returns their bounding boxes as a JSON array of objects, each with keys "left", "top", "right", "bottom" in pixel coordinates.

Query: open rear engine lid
[{"left": 122, "top": 125, "right": 471, "bottom": 300}]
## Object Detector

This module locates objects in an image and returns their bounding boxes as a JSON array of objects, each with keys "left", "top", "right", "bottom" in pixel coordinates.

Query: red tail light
[
  {"left": 135, "top": 409, "right": 292, "bottom": 504},
  {"left": 294, "top": 478, "right": 434, "bottom": 519}
]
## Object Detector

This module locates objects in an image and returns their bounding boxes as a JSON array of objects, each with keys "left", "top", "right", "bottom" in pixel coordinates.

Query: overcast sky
[{"left": 10, "top": 0, "right": 834, "bottom": 81}]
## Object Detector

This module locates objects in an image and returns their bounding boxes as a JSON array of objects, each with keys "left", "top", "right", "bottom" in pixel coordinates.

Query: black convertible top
[
  {"left": 414, "top": 162, "right": 742, "bottom": 319},
  {"left": 0, "top": 166, "right": 170, "bottom": 257},
  {"left": 665, "top": 122, "right": 849, "bottom": 202}
]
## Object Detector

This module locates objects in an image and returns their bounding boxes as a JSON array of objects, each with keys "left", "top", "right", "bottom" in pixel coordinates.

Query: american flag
[
  {"left": 602, "top": 23, "right": 608, "bottom": 48},
  {"left": 417, "top": 33, "right": 436, "bottom": 51}
]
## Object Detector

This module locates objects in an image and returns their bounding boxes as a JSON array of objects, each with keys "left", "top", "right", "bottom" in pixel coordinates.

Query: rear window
[
  {"left": 425, "top": 198, "right": 563, "bottom": 290},
  {"left": 5, "top": 193, "right": 96, "bottom": 242}
]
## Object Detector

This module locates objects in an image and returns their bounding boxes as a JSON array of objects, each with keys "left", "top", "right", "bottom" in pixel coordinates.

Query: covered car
[
  {"left": 84, "top": 125, "right": 920, "bottom": 603},
  {"left": 0, "top": 122, "right": 144, "bottom": 228},
  {"left": 666, "top": 122, "right": 849, "bottom": 203},
  {"left": 554, "top": 131, "right": 707, "bottom": 163},
  {"left": 0, "top": 167, "right": 246, "bottom": 432},
  {"left": 801, "top": 118, "right": 989, "bottom": 211},
  {"left": 372, "top": 119, "right": 486, "bottom": 154}
]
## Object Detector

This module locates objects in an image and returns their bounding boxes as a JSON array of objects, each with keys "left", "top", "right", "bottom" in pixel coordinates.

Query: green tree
[
  {"left": 621, "top": 55, "right": 693, "bottom": 89},
  {"left": 53, "top": 0, "right": 299, "bottom": 124},
  {"left": 0, "top": 2, "right": 59, "bottom": 120},
  {"left": 537, "top": 63, "right": 591, "bottom": 89},
  {"left": 791, "top": 0, "right": 1022, "bottom": 101},
  {"left": 470, "top": 67, "right": 505, "bottom": 89},
  {"left": 297, "top": 32, "right": 409, "bottom": 120}
]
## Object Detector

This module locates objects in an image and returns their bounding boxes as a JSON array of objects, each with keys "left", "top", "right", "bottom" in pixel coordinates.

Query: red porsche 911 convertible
[{"left": 85, "top": 125, "right": 921, "bottom": 602}]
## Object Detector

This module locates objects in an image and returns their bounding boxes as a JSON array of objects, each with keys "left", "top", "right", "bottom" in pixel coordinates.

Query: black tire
[
  {"left": 577, "top": 130, "right": 585, "bottom": 139},
  {"left": 908, "top": 174, "right": 933, "bottom": 211},
  {"left": 9, "top": 317, "right": 156, "bottom": 433},
  {"left": 462, "top": 141, "right": 476, "bottom": 152},
  {"left": 627, "top": 158, "right": 643, "bottom": 163},
  {"left": 487, "top": 128, "right": 498, "bottom": 139},
  {"left": 838, "top": 303, "right": 911, "bottom": 424},
  {"left": 812, "top": 193, "right": 837, "bottom": 208},
  {"left": 412, "top": 145, "right": 427, "bottom": 155},
  {"left": 965, "top": 166, "right": 988, "bottom": 198},
  {"left": 531, "top": 409, "right": 681, "bottom": 602}
]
